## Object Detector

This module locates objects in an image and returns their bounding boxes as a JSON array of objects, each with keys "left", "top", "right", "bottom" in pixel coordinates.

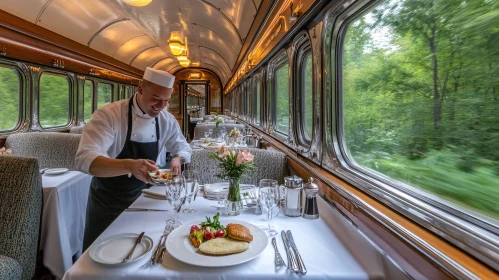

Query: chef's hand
[
  {"left": 170, "top": 157, "right": 182, "bottom": 175},
  {"left": 128, "top": 159, "right": 158, "bottom": 183}
]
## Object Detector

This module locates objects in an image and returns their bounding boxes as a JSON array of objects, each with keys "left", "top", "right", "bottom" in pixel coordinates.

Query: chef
[{"left": 76, "top": 67, "right": 191, "bottom": 251}]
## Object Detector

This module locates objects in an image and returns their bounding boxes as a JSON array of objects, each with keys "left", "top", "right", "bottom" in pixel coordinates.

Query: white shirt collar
[{"left": 132, "top": 93, "right": 153, "bottom": 119}]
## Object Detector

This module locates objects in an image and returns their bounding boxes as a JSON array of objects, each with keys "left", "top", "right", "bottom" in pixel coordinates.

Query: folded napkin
[{"left": 142, "top": 188, "right": 166, "bottom": 200}]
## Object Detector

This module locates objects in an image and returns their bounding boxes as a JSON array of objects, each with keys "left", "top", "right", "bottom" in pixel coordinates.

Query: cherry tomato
[
  {"left": 215, "top": 229, "right": 225, "bottom": 238},
  {"left": 204, "top": 230, "right": 214, "bottom": 240},
  {"left": 190, "top": 225, "right": 200, "bottom": 234}
]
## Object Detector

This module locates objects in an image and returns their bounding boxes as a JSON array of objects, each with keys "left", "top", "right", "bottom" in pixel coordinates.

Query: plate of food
[
  {"left": 148, "top": 169, "right": 176, "bottom": 184},
  {"left": 165, "top": 213, "right": 268, "bottom": 267}
]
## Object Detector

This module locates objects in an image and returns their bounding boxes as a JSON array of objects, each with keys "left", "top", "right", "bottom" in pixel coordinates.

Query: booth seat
[
  {"left": 5, "top": 132, "right": 81, "bottom": 170},
  {"left": 0, "top": 156, "right": 42, "bottom": 280},
  {"left": 185, "top": 148, "right": 289, "bottom": 185},
  {"left": 69, "top": 126, "right": 84, "bottom": 134}
]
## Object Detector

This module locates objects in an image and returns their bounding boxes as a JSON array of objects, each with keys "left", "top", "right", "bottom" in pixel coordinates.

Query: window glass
[
  {"left": 342, "top": 0, "right": 499, "bottom": 219},
  {"left": 84, "top": 80, "right": 93, "bottom": 123},
  {"left": 39, "top": 73, "right": 69, "bottom": 127},
  {"left": 275, "top": 63, "right": 289, "bottom": 134},
  {"left": 303, "top": 53, "right": 313, "bottom": 140},
  {"left": 256, "top": 77, "right": 261, "bottom": 125},
  {"left": 97, "top": 83, "right": 112, "bottom": 109},
  {"left": 0, "top": 67, "right": 20, "bottom": 131}
]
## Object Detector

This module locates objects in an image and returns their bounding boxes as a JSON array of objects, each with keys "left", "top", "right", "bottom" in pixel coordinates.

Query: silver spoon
[{"left": 122, "top": 232, "right": 145, "bottom": 263}]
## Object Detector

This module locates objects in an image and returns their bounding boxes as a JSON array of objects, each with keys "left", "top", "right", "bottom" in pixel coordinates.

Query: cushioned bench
[
  {"left": 69, "top": 126, "right": 84, "bottom": 134},
  {"left": 185, "top": 148, "right": 289, "bottom": 185},
  {"left": 0, "top": 156, "right": 42, "bottom": 280},
  {"left": 5, "top": 132, "right": 82, "bottom": 170}
]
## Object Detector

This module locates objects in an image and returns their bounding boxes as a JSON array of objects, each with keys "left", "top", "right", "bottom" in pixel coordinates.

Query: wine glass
[
  {"left": 208, "top": 129, "right": 213, "bottom": 140},
  {"left": 220, "top": 128, "right": 227, "bottom": 143},
  {"left": 259, "top": 180, "right": 279, "bottom": 237},
  {"left": 182, "top": 170, "right": 199, "bottom": 213},
  {"left": 204, "top": 130, "right": 210, "bottom": 140},
  {"left": 164, "top": 174, "right": 186, "bottom": 229}
]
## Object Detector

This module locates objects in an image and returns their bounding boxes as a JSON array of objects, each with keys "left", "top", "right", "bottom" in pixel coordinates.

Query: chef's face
[{"left": 137, "top": 81, "right": 172, "bottom": 117}]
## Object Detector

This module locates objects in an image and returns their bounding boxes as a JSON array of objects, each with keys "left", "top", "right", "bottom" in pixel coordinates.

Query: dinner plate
[
  {"left": 89, "top": 233, "right": 153, "bottom": 266},
  {"left": 166, "top": 220, "right": 268, "bottom": 267},
  {"left": 44, "top": 168, "right": 69, "bottom": 175},
  {"left": 148, "top": 169, "right": 176, "bottom": 184}
]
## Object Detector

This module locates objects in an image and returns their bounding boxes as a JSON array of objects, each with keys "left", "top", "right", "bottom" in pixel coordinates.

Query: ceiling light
[
  {"left": 122, "top": 0, "right": 152, "bottom": 7},
  {"left": 168, "top": 31, "right": 185, "bottom": 56},
  {"left": 191, "top": 61, "right": 200, "bottom": 67},
  {"left": 189, "top": 72, "right": 201, "bottom": 79},
  {"left": 179, "top": 58, "right": 191, "bottom": 67}
]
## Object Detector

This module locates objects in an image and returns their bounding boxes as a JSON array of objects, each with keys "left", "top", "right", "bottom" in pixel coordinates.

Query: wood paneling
[{"left": 0, "top": 10, "right": 142, "bottom": 84}]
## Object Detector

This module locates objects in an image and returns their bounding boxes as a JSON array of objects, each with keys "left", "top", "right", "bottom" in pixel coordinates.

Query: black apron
[{"left": 83, "top": 96, "right": 160, "bottom": 251}]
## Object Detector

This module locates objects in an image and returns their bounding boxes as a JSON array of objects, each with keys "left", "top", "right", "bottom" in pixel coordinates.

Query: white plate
[
  {"left": 89, "top": 233, "right": 153, "bottom": 266},
  {"left": 166, "top": 220, "right": 268, "bottom": 267},
  {"left": 148, "top": 169, "right": 176, "bottom": 184},
  {"left": 44, "top": 168, "right": 69, "bottom": 175}
]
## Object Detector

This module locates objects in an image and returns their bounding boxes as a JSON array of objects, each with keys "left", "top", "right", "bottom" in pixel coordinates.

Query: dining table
[
  {"left": 62, "top": 185, "right": 385, "bottom": 280},
  {"left": 41, "top": 170, "right": 93, "bottom": 279}
]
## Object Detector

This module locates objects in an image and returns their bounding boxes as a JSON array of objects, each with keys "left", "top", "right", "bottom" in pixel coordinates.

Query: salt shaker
[
  {"left": 303, "top": 177, "right": 319, "bottom": 219},
  {"left": 283, "top": 175, "right": 303, "bottom": 217}
]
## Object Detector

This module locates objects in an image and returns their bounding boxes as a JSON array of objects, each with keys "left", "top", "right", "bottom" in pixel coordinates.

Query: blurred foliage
[
  {"left": 0, "top": 67, "right": 20, "bottom": 130},
  {"left": 343, "top": 0, "right": 499, "bottom": 219},
  {"left": 276, "top": 63, "right": 289, "bottom": 134}
]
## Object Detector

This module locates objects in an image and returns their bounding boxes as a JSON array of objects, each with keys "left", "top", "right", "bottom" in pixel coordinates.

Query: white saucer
[
  {"left": 89, "top": 233, "right": 153, "bottom": 266},
  {"left": 44, "top": 168, "right": 69, "bottom": 175}
]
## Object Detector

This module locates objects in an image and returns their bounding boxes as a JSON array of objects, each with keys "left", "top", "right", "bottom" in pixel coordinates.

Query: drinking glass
[
  {"left": 259, "top": 180, "right": 279, "bottom": 237},
  {"left": 208, "top": 129, "right": 213, "bottom": 139},
  {"left": 182, "top": 170, "right": 199, "bottom": 213},
  {"left": 164, "top": 174, "right": 186, "bottom": 229},
  {"left": 204, "top": 130, "right": 210, "bottom": 140},
  {"left": 220, "top": 127, "right": 227, "bottom": 143}
]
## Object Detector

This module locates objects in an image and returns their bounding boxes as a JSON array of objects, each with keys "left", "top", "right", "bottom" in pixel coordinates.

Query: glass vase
[{"left": 225, "top": 178, "right": 243, "bottom": 216}]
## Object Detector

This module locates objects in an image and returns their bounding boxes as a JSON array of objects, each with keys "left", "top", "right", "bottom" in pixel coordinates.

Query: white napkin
[{"left": 142, "top": 188, "right": 166, "bottom": 199}]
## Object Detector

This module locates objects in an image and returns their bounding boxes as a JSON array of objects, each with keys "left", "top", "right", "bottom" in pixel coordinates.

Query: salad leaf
[{"left": 200, "top": 213, "right": 226, "bottom": 231}]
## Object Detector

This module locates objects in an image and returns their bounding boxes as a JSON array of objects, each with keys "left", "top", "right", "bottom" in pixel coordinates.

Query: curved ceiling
[{"left": 0, "top": 0, "right": 262, "bottom": 85}]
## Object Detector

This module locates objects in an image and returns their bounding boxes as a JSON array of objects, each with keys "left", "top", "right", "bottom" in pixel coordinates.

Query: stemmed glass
[
  {"left": 220, "top": 128, "right": 227, "bottom": 143},
  {"left": 208, "top": 129, "right": 213, "bottom": 140},
  {"left": 164, "top": 174, "right": 187, "bottom": 230},
  {"left": 204, "top": 130, "right": 210, "bottom": 140},
  {"left": 259, "top": 180, "right": 279, "bottom": 237},
  {"left": 182, "top": 170, "right": 199, "bottom": 213}
]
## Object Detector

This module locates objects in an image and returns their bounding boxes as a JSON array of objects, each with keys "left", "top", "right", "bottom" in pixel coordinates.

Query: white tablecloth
[
  {"left": 63, "top": 186, "right": 383, "bottom": 280},
  {"left": 42, "top": 171, "right": 93, "bottom": 279}
]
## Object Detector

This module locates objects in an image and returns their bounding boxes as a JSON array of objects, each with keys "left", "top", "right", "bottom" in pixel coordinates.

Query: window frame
[
  {"left": 323, "top": 0, "right": 499, "bottom": 270},
  {"left": 0, "top": 61, "right": 27, "bottom": 134},
  {"left": 95, "top": 81, "right": 115, "bottom": 110},
  {"left": 38, "top": 70, "right": 73, "bottom": 129},
  {"left": 268, "top": 50, "right": 290, "bottom": 139},
  {"left": 253, "top": 73, "right": 262, "bottom": 126},
  {"left": 293, "top": 32, "right": 314, "bottom": 148}
]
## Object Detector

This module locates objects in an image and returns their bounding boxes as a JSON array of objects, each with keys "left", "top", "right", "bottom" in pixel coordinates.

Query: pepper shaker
[{"left": 303, "top": 177, "right": 319, "bottom": 219}]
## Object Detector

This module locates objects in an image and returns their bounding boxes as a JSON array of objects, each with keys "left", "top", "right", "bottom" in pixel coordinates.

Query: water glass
[
  {"left": 164, "top": 174, "right": 186, "bottom": 229},
  {"left": 259, "top": 182, "right": 279, "bottom": 237},
  {"left": 182, "top": 170, "right": 199, "bottom": 214}
]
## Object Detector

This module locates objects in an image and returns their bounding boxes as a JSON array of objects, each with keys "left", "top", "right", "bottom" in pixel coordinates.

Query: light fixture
[
  {"left": 168, "top": 31, "right": 185, "bottom": 56},
  {"left": 122, "top": 0, "right": 152, "bottom": 7},
  {"left": 189, "top": 72, "right": 201, "bottom": 79},
  {"left": 191, "top": 61, "right": 200, "bottom": 67},
  {"left": 179, "top": 58, "right": 191, "bottom": 67}
]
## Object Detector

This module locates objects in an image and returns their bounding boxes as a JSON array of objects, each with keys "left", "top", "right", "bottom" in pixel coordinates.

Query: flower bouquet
[
  {"left": 0, "top": 147, "right": 12, "bottom": 156},
  {"left": 212, "top": 115, "right": 225, "bottom": 127},
  {"left": 209, "top": 146, "right": 255, "bottom": 215}
]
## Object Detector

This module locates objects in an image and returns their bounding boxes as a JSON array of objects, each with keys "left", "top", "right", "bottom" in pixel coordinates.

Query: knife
[
  {"left": 125, "top": 208, "right": 169, "bottom": 212},
  {"left": 122, "top": 232, "right": 144, "bottom": 263},
  {"left": 286, "top": 230, "right": 307, "bottom": 275},
  {"left": 281, "top": 230, "right": 298, "bottom": 272}
]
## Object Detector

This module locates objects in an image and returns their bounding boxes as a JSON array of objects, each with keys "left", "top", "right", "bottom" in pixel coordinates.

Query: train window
[
  {"left": 255, "top": 76, "right": 261, "bottom": 125},
  {"left": 39, "top": 73, "right": 70, "bottom": 128},
  {"left": 302, "top": 52, "right": 313, "bottom": 141},
  {"left": 275, "top": 63, "right": 289, "bottom": 135},
  {"left": 341, "top": 0, "right": 499, "bottom": 220},
  {"left": 83, "top": 80, "right": 93, "bottom": 123},
  {"left": 0, "top": 66, "right": 21, "bottom": 131},
  {"left": 97, "top": 82, "right": 112, "bottom": 109}
]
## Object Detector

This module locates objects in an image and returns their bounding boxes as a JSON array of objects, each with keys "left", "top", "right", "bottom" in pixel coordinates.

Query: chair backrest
[
  {"left": 0, "top": 156, "right": 42, "bottom": 280},
  {"left": 185, "top": 148, "right": 289, "bottom": 185},
  {"left": 5, "top": 132, "right": 82, "bottom": 170},
  {"left": 69, "top": 126, "right": 84, "bottom": 134}
]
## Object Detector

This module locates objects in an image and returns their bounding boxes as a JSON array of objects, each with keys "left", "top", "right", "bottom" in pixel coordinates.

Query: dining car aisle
[{"left": 41, "top": 171, "right": 93, "bottom": 279}]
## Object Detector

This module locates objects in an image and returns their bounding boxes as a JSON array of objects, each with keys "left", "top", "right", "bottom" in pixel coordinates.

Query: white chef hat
[{"left": 143, "top": 67, "right": 175, "bottom": 88}]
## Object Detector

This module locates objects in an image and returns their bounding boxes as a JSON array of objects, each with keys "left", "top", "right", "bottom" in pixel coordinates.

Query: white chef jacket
[{"left": 75, "top": 94, "right": 191, "bottom": 174}]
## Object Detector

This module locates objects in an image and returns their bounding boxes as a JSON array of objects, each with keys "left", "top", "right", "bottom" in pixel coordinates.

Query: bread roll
[
  {"left": 199, "top": 238, "right": 249, "bottom": 255},
  {"left": 226, "top": 223, "right": 253, "bottom": 242}
]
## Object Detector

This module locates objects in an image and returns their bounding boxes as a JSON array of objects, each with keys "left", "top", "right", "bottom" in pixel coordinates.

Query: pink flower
[
  {"left": 217, "top": 146, "right": 232, "bottom": 158},
  {"left": 236, "top": 150, "right": 254, "bottom": 165},
  {"left": 0, "top": 147, "right": 12, "bottom": 156}
]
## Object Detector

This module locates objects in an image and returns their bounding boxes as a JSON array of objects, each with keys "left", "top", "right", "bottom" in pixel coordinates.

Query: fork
[
  {"left": 142, "top": 229, "right": 170, "bottom": 268},
  {"left": 272, "top": 237, "right": 286, "bottom": 269}
]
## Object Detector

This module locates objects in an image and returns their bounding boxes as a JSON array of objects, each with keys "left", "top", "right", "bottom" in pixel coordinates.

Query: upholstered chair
[
  {"left": 5, "top": 132, "right": 82, "bottom": 170},
  {"left": 69, "top": 126, "right": 84, "bottom": 134},
  {"left": 0, "top": 156, "right": 42, "bottom": 280},
  {"left": 185, "top": 148, "right": 289, "bottom": 185}
]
